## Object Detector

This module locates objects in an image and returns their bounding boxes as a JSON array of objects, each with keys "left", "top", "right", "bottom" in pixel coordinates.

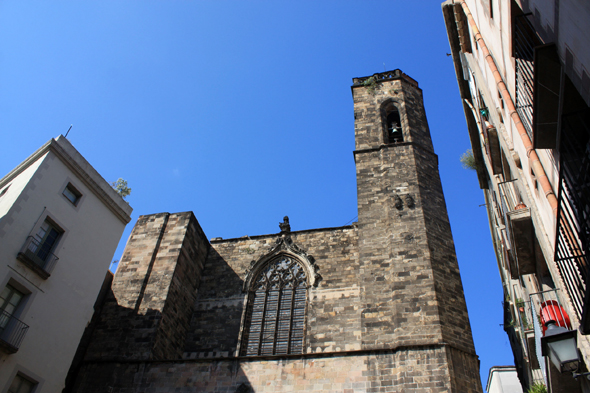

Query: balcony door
[
  {"left": 0, "top": 285, "right": 24, "bottom": 331},
  {"left": 31, "top": 220, "right": 61, "bottom": 263}
]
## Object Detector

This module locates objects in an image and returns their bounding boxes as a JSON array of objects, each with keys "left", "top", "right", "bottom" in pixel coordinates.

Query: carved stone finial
[
  {"left": 394, "top": 194, "right": 403, "bottom": 210},
  {"left": 279, "top": 216, "right": 291, "bottom": 233},
  {"left": 405, "top": 194, "right": 415, "bottom": 208}
]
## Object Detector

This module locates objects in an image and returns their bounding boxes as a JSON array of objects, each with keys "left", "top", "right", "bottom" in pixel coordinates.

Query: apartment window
[
  {"left": 0, "top": 285, "right": 24, "bottom": 331},
  {"left": 240, "top": 255, "right": 308, "bottom": 356},
  {"left": 8, "top": 374, "right": 36, "bottom": 393},
  {"left": 0, "top": 283, "right": 29, "bottom": 353},
  {"left": 62, "top": 183, "right": 81, "bottom": 206},
  {"left": 18, "top": 219, "right": 63, "bottom": 278},
  {"left": 32, "top": 220, "right": 61, "bottom": 262}
]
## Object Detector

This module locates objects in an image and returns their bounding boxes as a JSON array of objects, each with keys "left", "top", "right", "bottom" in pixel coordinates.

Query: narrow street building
[
  {"left": 443, "top": 1, "right": 590, "bottom": 391},
  {"left": 0, "top": 136, "right": 132, "bottom": 392}
]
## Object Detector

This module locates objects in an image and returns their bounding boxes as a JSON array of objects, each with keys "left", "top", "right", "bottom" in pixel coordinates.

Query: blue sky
[{"left": 0, "top": 1, "right": 513, "bottom": 387}]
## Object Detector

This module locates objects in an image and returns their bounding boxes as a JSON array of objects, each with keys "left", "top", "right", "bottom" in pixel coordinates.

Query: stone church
[{"left": 65, "top": 70, "right": 483, "bottom": 392}]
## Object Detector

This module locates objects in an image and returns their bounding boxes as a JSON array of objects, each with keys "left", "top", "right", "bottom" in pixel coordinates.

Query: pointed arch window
[{"left": 240, "top": 255, "right": 308, "bottom": 356}]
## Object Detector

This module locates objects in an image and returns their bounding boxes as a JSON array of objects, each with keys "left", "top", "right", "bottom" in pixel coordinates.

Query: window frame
[
  {"left": 0, "top": 278, "right": 32, "bottom": 354},
  {"left": 0, "top": 284, "right": 25, "bottom": 324},
  {"left": 239, "top": 255, "right": 309, "bottom": 356},
  {"left": 6, "top": 373, "right": 37, "bottom": 393},
  {"left": 59, "top": 178, "right": 85, "bottom": 211},
  {"left": 62, "top": 183, "right": 82, "bottom": 206},
  {"left": 16, "top": 212, "right": 68, "bottom": 279}
]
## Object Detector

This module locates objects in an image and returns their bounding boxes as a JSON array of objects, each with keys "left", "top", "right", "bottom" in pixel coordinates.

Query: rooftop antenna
[
  {"left": 383, "top": 63, "right": 386, "bottom": 71},
  {"left": 65, "top": 124, "right": 73, "bottom": 138}
]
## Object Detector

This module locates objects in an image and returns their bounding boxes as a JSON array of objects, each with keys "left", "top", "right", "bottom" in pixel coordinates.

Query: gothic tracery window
[{"left": 240, "top": 255, "right": 307, "bottom": 356}]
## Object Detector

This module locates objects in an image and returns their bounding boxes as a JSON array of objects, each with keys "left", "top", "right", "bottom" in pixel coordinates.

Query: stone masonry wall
[
  {"left": 354, "top": 144, "right": 448, "bottom": 350},
  {"left": 82, "top": 212, "right": 209, "bottom": 361},
  {"left": 72, "top": 346, "right": 483, "bottom": 393},
  {"left": 151, "top": 212, "right": 210, "bottom": 359},
  {"left": 184, "top": 226, "right": 360, "bottom": 358},
  {"left": 413, "top": 143, "right": 477, "bottom": 355}
]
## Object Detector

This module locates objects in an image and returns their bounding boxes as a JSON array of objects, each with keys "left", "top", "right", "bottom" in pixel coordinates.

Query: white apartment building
[
  {"left": 443, "top": 1, "right": 590, "bottom": 392},
  {"left": 0, "top": 136, "right": 132, "bottom": 392}
]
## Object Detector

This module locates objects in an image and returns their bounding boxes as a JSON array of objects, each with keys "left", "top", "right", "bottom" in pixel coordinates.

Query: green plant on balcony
[
  {"left": 460, "top": 149, "right": 477, "bottom": 170},
  {"left": 526, "top": 382, "right": 547, "bottom": 393}
]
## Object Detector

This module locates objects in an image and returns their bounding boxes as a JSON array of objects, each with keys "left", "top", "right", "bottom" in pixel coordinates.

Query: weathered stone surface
[
  {"left": 81, "top": 212, "right": 209, "bottom": 361},
  {"left": 72, "top": 347, "right": 482, "bottom": 393},
  {"left": 69, "top": 70, "right": 482, "bottom": 392}
]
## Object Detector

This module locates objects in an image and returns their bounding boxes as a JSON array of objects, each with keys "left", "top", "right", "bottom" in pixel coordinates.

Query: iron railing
[
  {"left": 514, "top": 14, "right": 539, "bottom": 140},
  {"left": 0, "top": 310, "right": 29, "bottom": 354},
  {"left": 17, "top": 236, "right": 59, "bottom": 277},
  {"left": 515, "top": 299, "right": 535, "bottom": 334},
  {"left": 497, "top": 180, "right": 522, "bottom": 275},
  {"left": 555, "top": 111, "right": 590, "bottom": 321},
  {"left": 510, "top": 289, "right": 570, "bottom": 386}
]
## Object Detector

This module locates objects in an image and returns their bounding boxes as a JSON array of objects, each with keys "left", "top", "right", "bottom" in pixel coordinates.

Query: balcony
[
  {"left": 483, "top": 123, "right": 502, "bottom": 175},
  {"left": 512, "top": 289, "right": 571, "bottom": 386},
  {"left": 0, "top": 310, "right": 29, "bottom": 354},
  {"left": 17, "top": 236, "right": 59, "bottom": 279},
  {"left": 497, "top": 180, "right": 536, "bottom": 278}
]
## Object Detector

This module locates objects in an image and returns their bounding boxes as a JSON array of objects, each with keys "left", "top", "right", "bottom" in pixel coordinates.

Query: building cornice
[{"left": 0, "top": 136, "right": 132, "bottom": 224}]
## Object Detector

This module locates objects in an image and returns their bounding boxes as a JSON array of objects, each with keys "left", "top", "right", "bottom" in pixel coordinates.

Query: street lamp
[{"left": 541, "top": 321, "right": 580, "bottom": 373}]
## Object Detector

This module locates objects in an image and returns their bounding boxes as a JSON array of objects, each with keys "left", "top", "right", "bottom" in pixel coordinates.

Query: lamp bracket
[{"left": 573, "top": 371, "right": 590, "bottom": 380}]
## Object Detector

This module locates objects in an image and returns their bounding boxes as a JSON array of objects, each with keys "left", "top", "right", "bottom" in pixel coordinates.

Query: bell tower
[{"left": 352, "top": 70, "right": 483, "bottom": 392}]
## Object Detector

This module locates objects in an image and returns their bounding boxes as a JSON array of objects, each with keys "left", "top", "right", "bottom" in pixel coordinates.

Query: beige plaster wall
[{"left": 0, "top": 141, "right": 131, "bottom": 393}]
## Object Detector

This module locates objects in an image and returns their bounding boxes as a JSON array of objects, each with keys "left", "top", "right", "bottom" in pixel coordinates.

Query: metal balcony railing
[
  {"left": 0, "top": 310, "right": 29, "bottom": 354},
  {"left": 508, "top": 289, "right": 571, "bottom": 386},
  {"left": 496, "top": 180, "right": 524, "bottom": 277},
  {"left": 498, "top": 180, "right": 521, "bottom": 213},
  {"left": 17, "top": 236, "right": 59, "bottom": 279},
  {"left": 555, "top": 111, "right": 590, "bottom": 329},
  {"left": 515, "top": 299, "right": 535, "bottom": 334}
]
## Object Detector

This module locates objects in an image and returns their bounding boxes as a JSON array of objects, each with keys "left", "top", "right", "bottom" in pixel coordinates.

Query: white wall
[{"left": 0, "top": 140, "right": 131, "bottom": 393}]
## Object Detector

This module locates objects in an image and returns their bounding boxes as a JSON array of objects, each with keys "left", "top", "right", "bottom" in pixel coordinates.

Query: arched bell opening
[{"left": 381, "top": 100, "right": 404, "bottom": 144}]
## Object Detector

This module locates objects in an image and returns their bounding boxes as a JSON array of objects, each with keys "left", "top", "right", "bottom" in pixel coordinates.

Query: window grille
[
  {"left": 513, "top": 13, "right": 540, "bottom": 140},
  {"left": 240, "top": 256, "right": 307, "bottom": 356},
  {"left": 555, "top": 111, "right": 590, "bottom": 322}
]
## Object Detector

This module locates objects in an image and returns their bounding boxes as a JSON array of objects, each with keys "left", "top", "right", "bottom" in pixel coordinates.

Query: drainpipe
[{"left": 459, "top": 0, "right": 559, "bottom": 217}]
